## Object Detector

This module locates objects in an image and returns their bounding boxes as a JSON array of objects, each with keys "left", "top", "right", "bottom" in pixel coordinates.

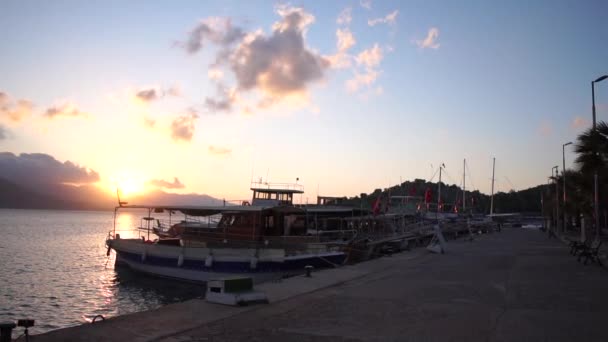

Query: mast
[
  {"left": 463, "top": 159, "right": 466, "bottom": 212},
  {"left": 437, "top": 163, "right": 443, "bottom": 218},
  {"left": 490, "top": 157, "right": 495, "bottom": 215}
]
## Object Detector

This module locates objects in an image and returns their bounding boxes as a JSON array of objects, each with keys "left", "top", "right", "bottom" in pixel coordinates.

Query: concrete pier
[{"left": 32, "top": 228, "right": 608, "bottom": 341}]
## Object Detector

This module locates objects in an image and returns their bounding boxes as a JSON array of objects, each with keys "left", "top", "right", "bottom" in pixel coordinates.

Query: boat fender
[
  {"left": 106, "top": 246, "right": 111, "bottom": 257},
  {"left": 250, "top": 256, "right": 258, "bottom": 269},
  {"left": 141, "top": 249, "right": 147, "bottom": 262},
  {"left": 178, "top": 254, "right": 184, "bottom": 267},
  {"left": 205, "top": 255, "right": 213, "bottom": 268}
]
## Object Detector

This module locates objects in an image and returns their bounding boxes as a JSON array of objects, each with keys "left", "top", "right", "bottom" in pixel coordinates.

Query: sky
[{"left": 0, "top": 0, "right": 607, "bottom": 202}]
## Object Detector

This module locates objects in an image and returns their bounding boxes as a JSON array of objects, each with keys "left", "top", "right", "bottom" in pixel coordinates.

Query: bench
[
  {"left": 577, "top": 240, "right": 603, "bottom": 265},
  {"left": 569, "top": 240, "right": 588, "bottom": 255}
]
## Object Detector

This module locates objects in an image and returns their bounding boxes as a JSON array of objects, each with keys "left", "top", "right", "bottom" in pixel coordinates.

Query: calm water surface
[{"left": 0, "top": 209, "right": 204, "bottom": 335}]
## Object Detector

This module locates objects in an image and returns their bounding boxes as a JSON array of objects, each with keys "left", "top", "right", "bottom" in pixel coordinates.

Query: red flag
[
  {"left": 372, "top": 196, "right": 381, "bottom": 215},
  {"left": 424, "top": 187, "right": 432, "bottom": 203}
]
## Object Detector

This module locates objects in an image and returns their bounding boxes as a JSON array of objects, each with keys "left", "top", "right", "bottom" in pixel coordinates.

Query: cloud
[
  {"left": 0, "top": 124, "right": 8, "bottom": 140},
  {"left": 183, "top": 17, "right": 245, "bottom": 54},
  {"left": 368, "top": 10, "right": 398, "bottom": 27},
  {"left": 170, "top": 110, "right": 199, "bottom": 142},
  {"left": 346, "top": 69, "right": 379, "bottom": 92},
  {"left": 143, "top": 117, "right": 156, "bottom": 128},
  {"left": 326, "top": 28, "right": 357, "bottom": 69},
  {"left": 208, "top": 145, "right": 232, "bottom": 155},
  {"left": 414, "top": 27, "right": 440, "bottom": 49},
  {"left": 0, "top": 152, "right": 100, "bottom": 186},
  {"left": 346, "top": 44, "right": 383, "bottom": 92},
  {"left": 337, "top": 7, "right": 352, "bottom": 26},
  {"left": 360, "top": 0, "right": 372, "bottom": 10},
  {"left": 136, "top": 88, "right": 160, "bottom": 102},
  {"left": 44, "top": 102, "right": 88, "bottom": 119},
  {"left": 135, "top": 86, "right": 181, "bottom": 102},
  {"left": 356, "top": 44, "right": 383, "bottom": 68},
  {"left": 205, "top": 84, "right": 236, "bottom": 113},
  {"left": 184, "top": 6, "right": 329, "bottom": 111},
  {"left": 147, "top": 177, "right": 185, "bottom": 189},
  {"left": 571, "top": 116, "right": 590, "bottom": 129},
  {"left": 208, "top": 68, "right": 224, "bottom": 81},
  {"left": 0, "top": 91, "right": 34, "bottom": 122},
  {"left": 229, "top": 6, "right": 329, "bottom": 101},
  {"left": 337, "top": 28, "right": 356, "bottom": 52},
  {"left": 538, "top": 120, "right": 553, "bottom": 137}
]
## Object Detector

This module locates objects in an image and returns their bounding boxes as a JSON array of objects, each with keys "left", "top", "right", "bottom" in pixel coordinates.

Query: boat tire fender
[{"left": 205, "top": 255, "right": 213, "bottom": 268}]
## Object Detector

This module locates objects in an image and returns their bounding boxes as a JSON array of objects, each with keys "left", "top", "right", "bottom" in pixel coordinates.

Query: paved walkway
[
  {"left": 160, "top": 228, "right": 608, "bottom": 342},
  {"left": 31, "top": 228, "right": 608, "bottom": 341}
]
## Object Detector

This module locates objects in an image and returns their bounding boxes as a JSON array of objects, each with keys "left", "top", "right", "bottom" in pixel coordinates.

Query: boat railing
[
  {"left": 142, "top": 216, "right": 220, "bottom": 231},
  {"left": 250, "top": 181, "right": 304, "bottom": 192}
]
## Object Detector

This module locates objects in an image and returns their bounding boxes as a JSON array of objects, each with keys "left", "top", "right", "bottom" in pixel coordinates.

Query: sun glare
[{"left": 106, "top": 174, "right": 146, "bottom": 197}]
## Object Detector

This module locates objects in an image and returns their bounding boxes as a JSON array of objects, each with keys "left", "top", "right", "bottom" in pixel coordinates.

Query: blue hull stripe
[{"left": 117, "top": 251, "right": 346, "bottom": 273}]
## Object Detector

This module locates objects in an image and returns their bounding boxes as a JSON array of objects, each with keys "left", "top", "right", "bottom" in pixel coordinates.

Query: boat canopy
[{"left": 116, "top": 204, "right": 305, "bottom": 217}]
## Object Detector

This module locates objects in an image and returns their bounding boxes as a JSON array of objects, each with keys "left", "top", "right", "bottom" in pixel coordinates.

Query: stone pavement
[{"left": 159, "top": 228, "right": 608, "bottom": 342}]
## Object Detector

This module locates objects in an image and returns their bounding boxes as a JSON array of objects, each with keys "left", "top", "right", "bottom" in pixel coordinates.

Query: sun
[
  {"left": 117, "top": 179, "right": 145, "bottom": 196},
  {"left": 106, "top": 173, "right": 147, "bottom": 197}
]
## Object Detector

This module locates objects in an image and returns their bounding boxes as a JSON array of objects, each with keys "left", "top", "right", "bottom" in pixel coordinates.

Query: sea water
[{"left": 0, "top": 209, "right": 203, "bottom": 335}]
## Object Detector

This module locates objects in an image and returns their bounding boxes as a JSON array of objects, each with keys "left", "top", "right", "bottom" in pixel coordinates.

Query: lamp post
[
  {"left": 552, "top": 165, "right": 559, "bottom": 233},
  {"left": 592, "top": 75, "right": 608, "bottom": 240},
  {"left": 563, "top": 142, "right": 572, "bottom": 231}
]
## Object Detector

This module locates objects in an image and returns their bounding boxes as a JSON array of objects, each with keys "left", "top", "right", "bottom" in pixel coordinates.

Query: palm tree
[
  {"left": 573, "top": 121, "right": 608, "bottom": 232},
  {"left": 574, "top": 121, "right": 608, "bottom": 174}
]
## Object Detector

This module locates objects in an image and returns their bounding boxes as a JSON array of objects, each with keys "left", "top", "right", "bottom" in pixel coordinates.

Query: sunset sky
[{"left": 1, "top": 0, "right": 607, "bottom": 202}]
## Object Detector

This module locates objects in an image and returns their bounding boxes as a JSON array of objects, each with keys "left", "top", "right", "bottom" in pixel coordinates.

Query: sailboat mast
[
  {"left": 463, "top": 159, "right": 466, "bottom": 212},
  {"left": 490, "top": 157, "right": 495, "bottom": 215},
  {"left": 437, "top": 164, "right": 442, "bottom": 215}
]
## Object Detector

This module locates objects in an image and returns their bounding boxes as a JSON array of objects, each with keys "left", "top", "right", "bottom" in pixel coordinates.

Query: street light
[
  {"left": 552, "top": 165, "right": 559, "bottom": 233},
  {"left": 592, "top": 75, "right": 608, "bottom": 239},
  {"left": 562, "top": 142, "right": 572, "bottom": 231}
]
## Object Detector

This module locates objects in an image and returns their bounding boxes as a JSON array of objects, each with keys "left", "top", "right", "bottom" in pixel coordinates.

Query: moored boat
[{"left": 106, "top": 182, "right": 352, "bottom": 283}]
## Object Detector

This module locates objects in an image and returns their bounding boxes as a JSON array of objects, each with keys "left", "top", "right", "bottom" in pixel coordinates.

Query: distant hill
[
  {"left": 0, "top": 177, "right": 223, "bottom": 210},
  {"left": 0, "top": 152, "right": 223, "bottom": 211},
  {"left": 0, "top": 178, "right": 96, "bottom": 210},
  {"left": 341, "top": 178, "right": 544, "bottom": 214}
]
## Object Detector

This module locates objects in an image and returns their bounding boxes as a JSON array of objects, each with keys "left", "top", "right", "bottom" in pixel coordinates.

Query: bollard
[
  {"left": 305, "top": 265, "right": 313, "bottom": 277},
  {"left": 0, "top": 322, "right": 16, "bottom": 342}
]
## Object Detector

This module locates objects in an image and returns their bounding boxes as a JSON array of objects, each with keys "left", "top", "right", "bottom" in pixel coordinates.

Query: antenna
[{"left": 116, "top": 188, "right": 128, "bottom": 207}]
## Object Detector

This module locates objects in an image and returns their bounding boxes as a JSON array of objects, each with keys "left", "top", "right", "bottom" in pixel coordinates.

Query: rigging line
[
  {"left": 465, "top": 162, "right": 477, "bottom": 192},
  {"left": 441, "top": 168, "right": 463, "bottom": 205},
  {"left": 504, "top": 176, "right": 517, "bottom": 192},
  {"left": 428, "top": 165, "right": 440, "bottom": 183},
  {"left": 441, "top": 168, "right": 459, "bottom": 186}
]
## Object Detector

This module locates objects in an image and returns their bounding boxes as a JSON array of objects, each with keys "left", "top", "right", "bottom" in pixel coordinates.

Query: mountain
[
  {"left": 0, "top": 177, "right": 223, "bottom": 210},
  {"left": 0, "top": 152, "right": 223, "bottom": 210},
  {"left": 0, "top": 178, "right": 96, "bottom": 210},
  {"left": 126, "top": 190, "right": 225, "bottom": 207}
]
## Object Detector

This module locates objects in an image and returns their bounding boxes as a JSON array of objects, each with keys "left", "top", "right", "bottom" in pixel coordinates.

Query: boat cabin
[{"left": 250, "top": 182, "right": 304, "bottom": 207}]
